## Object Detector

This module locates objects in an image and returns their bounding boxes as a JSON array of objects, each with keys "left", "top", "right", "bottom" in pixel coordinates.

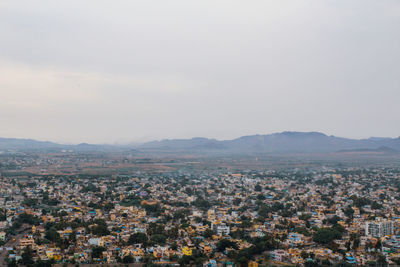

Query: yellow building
[
  {"left": 248, "top": 261, "right": 258, "bottom": 267},
  {"left": 182, "top": 246, "right": 193, "bottom": 256}
]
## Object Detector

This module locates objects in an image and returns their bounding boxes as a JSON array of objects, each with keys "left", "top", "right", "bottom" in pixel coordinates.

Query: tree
[
  {"left": 122, "top": 255, "right": 134, "bottom": 263},
  {"left": 322, "top": 258, "right": 331, "bottom": 266},
  {"left": 255, "top": 184, "right": 262, "bottom": 192},
  {"left": 148, "top": 223, "right": 165, "bottom": 235},
  {"left": 128, "top": 232, "right": 148, "bottom": 245},
  {"left": 91, "top": 224, "right": 110, "bottom": 236},
  {"left": 352, "top": 237, "right": 360, "bottom": 250},
  {"left": 327, "top": 215, "right": 341, "bottom": 225},
  {"left": 45, "top": 227, "right": 61, "bottom": 242},
  {"left": 92, "top": 246, "right": 106, "bottom": 259},
  {"left": 343, "top": 206, "right": 354, "bottom": 218},
  {"left": 375, "top": 238, "right": 382, "bottom": 251},
  {"left": 345, "top": 241, "right": 351, "bottom": 251},
  {"left": 7, "top": 259, "right": 17, "bottom": 267},
  {"left": 233, "top": 198, "right": 242, "bottom": 206},
  {"left": 167, "top": 226, "right": 179, "bottom": 239},
  {"left": 258, "top": 204, "right": 269, "bottom": 218},
  {"left": 301, "top": 251, "right": 309, "bottom": 259},
  {"left": 18, "top": 213, "right": 41, "bottom": 225},
  {"left": 34, "top": 260, "right": 53, "bottom": 267},
  {"left": 305, "top": 261, "right": 319, "bottom": 267},
  {"left": 313, "top": 227, "right": 342, "bottom": 244},
  {"left": 171, "top": 242, "right": 178, "bottom": 250},
  {"left": 193, "top": 197, "right": 211, "bottom": 210},
  {"left": 203, "top": 228, "right": 214, "bottom": 238},
  {"left": 21, "top": 246, "right": 34, "bottom": 265},
  {"left": 295, "top": 227, "right": 311, "bottom": 236},
  {"left": 150, "top": 234, "right": 167, "bottom": 245},
  {"left": 216, "top": 239, "right": 238, "bottom": 252},
  {"left": 377, "top": 254, "right": 387, "bottom": 267}
]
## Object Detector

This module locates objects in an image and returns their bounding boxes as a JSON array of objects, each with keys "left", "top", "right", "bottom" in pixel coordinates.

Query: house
[
  {"left": 182, "top": 246, "right": 193, "bottom": 256},
  {"left": 212, "top": 222, "right": 230, "bottom": 236},
  {"left": 270, "top": 249, "right": 287, "bottom": 262},
  {"left": 89, "top": 238, "right": 104, "bottom": 246},
  {"left": 17, "top": 238, "right": 35, "bottom": 249}
]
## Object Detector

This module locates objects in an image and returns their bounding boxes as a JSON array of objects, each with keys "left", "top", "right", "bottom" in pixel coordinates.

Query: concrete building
[
  {"left": 212, "top": 222, "right": 230, "bottom": 236},
  {"left": 365, "top": 219, "right": 393, "bottom": 237}
]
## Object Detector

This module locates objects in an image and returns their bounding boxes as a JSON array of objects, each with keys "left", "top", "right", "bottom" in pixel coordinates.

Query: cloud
[{"left": 0, "top": 0, "right": 399, "bottom": 142}]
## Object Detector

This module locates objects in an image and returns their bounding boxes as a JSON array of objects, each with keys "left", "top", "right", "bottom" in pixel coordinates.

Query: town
[
  {"left": 2, "top": 0, "right": 399, "bottom": 265},
  {"left": 1, "top": 152, "right": 400, "bottom": 266}
]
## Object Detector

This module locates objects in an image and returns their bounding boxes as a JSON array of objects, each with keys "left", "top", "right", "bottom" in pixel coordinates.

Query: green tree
[
  {"left": 255, "top": 184, "right": 262, "bottom": 192},
  {"left": 216, "top": 239, "right": 238, "bottom": 252},
  {"left": 122, "top": 255, "right": 134, "bottom": 263},
  {"left": 128, "top": 232, "right": 148, "bottom": 245},
  {"left": 45, "top": 227, "right": 60, "bottom": 242},
  {"left": 344, "top": 206, "right": 354, "bottom": 218},
  {"left": 301, "top": 251, "right": 309, "bottom": 259},
  {"left": 313, "top": 227, "right": 342, "bottom": 244},
  {"left": 91, "top": 246, "right": 106, "bottom": 259},
  {"left": 21, "top": 246, "right": 34, "bottom": 266},
  {"left": 377, "top": 254, "right": 387, "bottom": 267}
]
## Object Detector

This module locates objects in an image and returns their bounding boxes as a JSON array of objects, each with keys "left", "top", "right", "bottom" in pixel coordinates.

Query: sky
[{"left": 1, "top": 0, "right": 399, "bottom": 144}]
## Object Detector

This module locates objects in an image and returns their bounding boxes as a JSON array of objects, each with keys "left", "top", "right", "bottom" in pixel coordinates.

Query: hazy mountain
[
  {"left": 1, "top": 132, "right": 400, "bottom": 154},
  {"left": 0, "top": 138, "right": 62, "bottom": 151},
  {"left": 139, "top": 131, "right": 400, "bottom": 154},
  {"left": 0, "top": 138, "right": 120, "bottom": 152},
  {"left": 140, "top": 137, "right": 224, "bottom": 151}
]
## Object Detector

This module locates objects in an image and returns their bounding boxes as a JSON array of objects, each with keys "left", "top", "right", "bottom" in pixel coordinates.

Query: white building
[
  {"left": 88, "top": 238, "right": 102, "bottom": 246},
  {"left": 365, "top": 219, "right": 393, "bottom": 237},
  {"left": 212, "top": 222, "right": 230, "bottom": 236}
]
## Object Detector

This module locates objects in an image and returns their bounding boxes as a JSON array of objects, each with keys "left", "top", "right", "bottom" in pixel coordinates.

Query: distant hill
[
  {"left": 1, "top": 132, "right": 400, "bottom": 154},
  {"left": 139, "top": 131, "right": 400, "bottom": 154},
  {"left": 140, "top": 137, "right": 224, "bottom": 151},
  {"left": 0, "top": 138, "right": 62, "bottom": 151},
  {"left": 0, "top": 138, "right": 120, "bottom": 152}
]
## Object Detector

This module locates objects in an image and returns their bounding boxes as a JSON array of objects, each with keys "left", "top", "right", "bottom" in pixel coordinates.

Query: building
[
  {"left": 212, "top": 222, "right": 230, "bottom": 236},
  {"left": 365, "top": 219, "right": 393, "bottom": 237},
  {"left": 270, "top": 249, "right": 287, "bottom": 262},
  {"left": 182, "top": 246, "right": 193, "bottom": 256},
  {"left": 17, "top": 238, "right": 35, "bottom": 249}
]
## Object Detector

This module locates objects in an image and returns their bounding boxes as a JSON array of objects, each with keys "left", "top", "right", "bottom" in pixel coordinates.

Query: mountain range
[{"left": 1, "top": 132, "right": 400, "bottom": 154}]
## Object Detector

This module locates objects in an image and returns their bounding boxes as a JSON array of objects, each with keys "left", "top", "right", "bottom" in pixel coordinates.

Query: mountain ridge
[{"left": 1, "top": 132, "right": 400, "bottom": 154}]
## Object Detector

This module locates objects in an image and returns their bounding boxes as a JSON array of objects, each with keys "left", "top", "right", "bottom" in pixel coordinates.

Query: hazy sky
[{"left": 1, "top": 0, "right": 399, "bottom": 144}]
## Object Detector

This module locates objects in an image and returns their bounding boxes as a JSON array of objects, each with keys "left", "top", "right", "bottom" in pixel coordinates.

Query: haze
[{"left": 1, "top": 0, "right": 399, "bottom": 144}]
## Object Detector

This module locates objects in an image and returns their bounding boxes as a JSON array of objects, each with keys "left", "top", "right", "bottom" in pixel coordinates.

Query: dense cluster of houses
[{"left": 0, "top": 165, "right": 400, "bottom": 266}]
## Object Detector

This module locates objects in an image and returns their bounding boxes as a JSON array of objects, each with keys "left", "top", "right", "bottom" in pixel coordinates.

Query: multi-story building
[
  {"left": 212, "top": 221, "right": 230, "bottom": 236},
  {"left": 365, "top": 219, "right": 393, "bottom": 237}
]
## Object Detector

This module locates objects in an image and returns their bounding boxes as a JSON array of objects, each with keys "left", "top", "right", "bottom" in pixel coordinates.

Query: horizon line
[{"left": 0, "top": 131, "right": 398, "bottom": 146}]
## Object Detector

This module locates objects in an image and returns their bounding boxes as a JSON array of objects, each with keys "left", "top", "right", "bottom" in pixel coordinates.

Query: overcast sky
[{"left": 1, "top": 0, "right": 399, "bottom": 144}]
